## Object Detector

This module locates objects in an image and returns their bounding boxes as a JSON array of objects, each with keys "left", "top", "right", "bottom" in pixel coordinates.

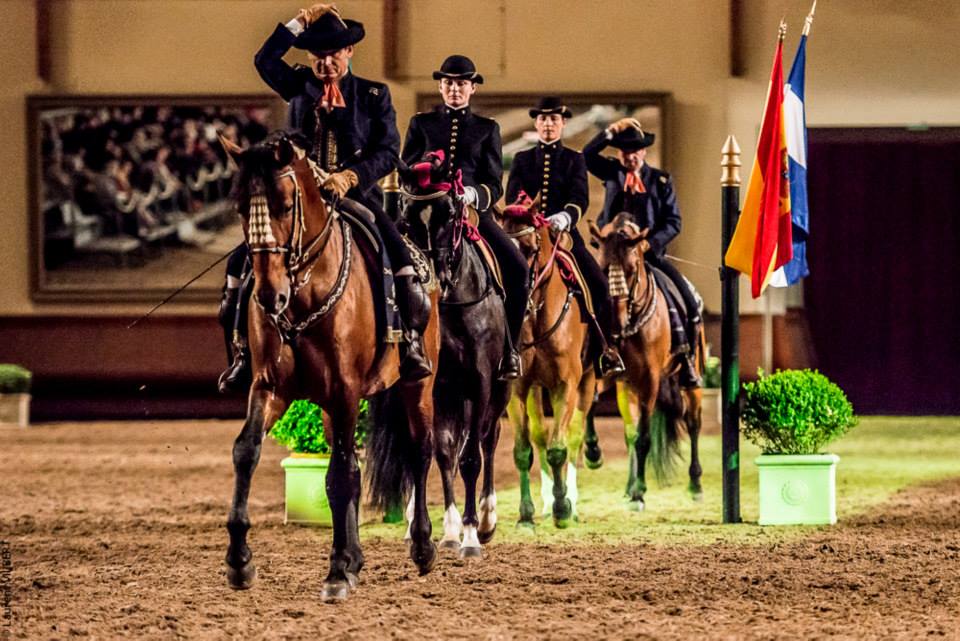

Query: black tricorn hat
[
  {"left": 293, "top": 12, "right": 365, "bottom": 54},
  {"left": 529, "top": 96, "right": 572, "bottom": 119},
  {"left": 610, "top": 126, "right": 656, "bottom": 151},
  {"left": 432, "top": 55, "right": 484, "bottom": 84}
]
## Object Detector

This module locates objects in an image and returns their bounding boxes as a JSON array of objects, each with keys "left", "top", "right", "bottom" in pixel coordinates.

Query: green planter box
[
  {"left": 755, "top": 454, "right": 840, "bottom": 525},
  {"left": 281, "top": 454, "right": 332, "bottom": 527}
]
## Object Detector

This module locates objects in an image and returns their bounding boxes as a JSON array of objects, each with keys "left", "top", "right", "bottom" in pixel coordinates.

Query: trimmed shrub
[
  {"left": 0, "top": 365, "right": 32, "bottom": 394},
  {"left": 270, "top": 399, "right": 371, "bottom": 454},
  {"left": 741, "top": 369, "right": 857, "bottom": 455}
]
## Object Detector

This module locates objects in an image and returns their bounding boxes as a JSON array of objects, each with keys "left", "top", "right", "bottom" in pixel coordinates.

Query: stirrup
[
  {"left": 218, "top": 335, "right": 251, "bottom": 394},
  {"left": 399, "top": 331, "right": 432, "bottom": 382},
  {"left": 599, "top": 348, "right": 626, "bottom": 378},
  {"left": 498, "top": 348, "right": 523, "bottom": 381}
]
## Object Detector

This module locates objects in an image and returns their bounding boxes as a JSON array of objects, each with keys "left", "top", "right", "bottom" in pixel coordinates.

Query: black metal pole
[{"left": 720, "top": 136, "right": 742, "bottom": 524}]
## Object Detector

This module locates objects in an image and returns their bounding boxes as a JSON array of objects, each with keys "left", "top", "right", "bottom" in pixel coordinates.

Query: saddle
[
  {"left": 464, "top": 206, "right": 505, "bottom": 295},
  {"left": 649, "top": 265, "right": 703, "bottom": 354},
  {"left": 337, "top": 197, "right": 416, "bottom": 345}
]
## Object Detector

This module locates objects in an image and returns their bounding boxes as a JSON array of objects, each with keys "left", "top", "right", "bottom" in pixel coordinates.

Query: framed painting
[{"left": 27, "top": 94, "right": 284, "bottom": 302}]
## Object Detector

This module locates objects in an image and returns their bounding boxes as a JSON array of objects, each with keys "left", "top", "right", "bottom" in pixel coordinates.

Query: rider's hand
[
  {"left": 607, "top": 117, "right": 643, "bottom": 135},
  {"left": 547, "top": 212, "right": 571, "bottom": 232},
  {"left": 322, "top": 169, "right": 358, "bottom": 198},
  {"left": 297, "top": 3, "right": 339, "bottom": 27},
  {"left": 458, "top": 185, "right": 478, "bottom": 206}
]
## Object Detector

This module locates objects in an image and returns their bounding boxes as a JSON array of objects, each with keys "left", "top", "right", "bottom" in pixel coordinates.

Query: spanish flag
[{"left": 725, "top": 27, "right": 793, "bottom": 298}]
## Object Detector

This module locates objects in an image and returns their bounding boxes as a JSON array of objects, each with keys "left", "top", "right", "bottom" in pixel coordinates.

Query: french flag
[{"left": 771, "top": 34, "right": 810, "bottom": 288}]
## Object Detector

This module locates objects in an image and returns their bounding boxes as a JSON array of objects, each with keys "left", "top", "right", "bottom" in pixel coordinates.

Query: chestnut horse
[
  {"left": 590, "top": 213, "right": 704, "bottom": 510},
  {"left": 221, "top": 133, "right": 440, "bottom": 601},
  {"left": 502, "top": 203, "right": 595, "bottom": 528}
]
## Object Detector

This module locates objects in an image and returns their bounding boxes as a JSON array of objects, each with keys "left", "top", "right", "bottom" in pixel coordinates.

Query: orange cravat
[
  {"left": 319, "top": 81, "right": 346, "bottom": 112},
  {"left": 624, "top": 171, "right": 646, "bottom": 194}
]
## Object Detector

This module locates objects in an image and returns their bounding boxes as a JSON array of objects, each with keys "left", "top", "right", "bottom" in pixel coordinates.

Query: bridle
[{"left": 246, "top": 158, "right": 351, "bottom": 341}]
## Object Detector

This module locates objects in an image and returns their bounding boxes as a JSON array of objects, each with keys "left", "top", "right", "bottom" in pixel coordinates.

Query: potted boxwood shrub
[
  {"left": 742, "top": 369, "right": 857, "bottom": 526},
  {"left": 0, "top": 364, "right": 32, "bottom": 427},
  {"left": 701, "top": 353, "right": 721, "bottom": 433},
  {"left": 271, "top": 399, "right": 370, "bottom": 527}
]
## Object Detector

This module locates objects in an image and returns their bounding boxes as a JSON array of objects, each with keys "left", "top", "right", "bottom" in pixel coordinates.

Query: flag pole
[
  {"left": 720, "top": 135, "right": 742, "bottom": 524},
  {"left": 803, "top": 0, "right": 817, "bottom": 37}
]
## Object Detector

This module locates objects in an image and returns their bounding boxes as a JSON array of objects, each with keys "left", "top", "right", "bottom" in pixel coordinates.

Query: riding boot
[
  {"left": 498, "top": 346, "right": 523, "bottom": 381},
  {"left": 679, "top": 351, "right": 702, "bottom": 388},
  {"left": 395, "top": 274, "right": 433, "bottom": 382},
  {"left": 217, "top": 286, "right": 251, "bottom": 394}
]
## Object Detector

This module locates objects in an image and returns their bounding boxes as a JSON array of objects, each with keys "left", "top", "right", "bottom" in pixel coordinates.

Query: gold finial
[
  {"left": 778, "top": 19, "right": 787, "bottom": 41},
  {"left": 802, "top": 0, "right": 817, "bottom": 36},
  {"left": 382, "top": 169, "right": 400, "bottom": 192},
  {"left": 721, "top": 135, "right": 742, "bottom": 186}
]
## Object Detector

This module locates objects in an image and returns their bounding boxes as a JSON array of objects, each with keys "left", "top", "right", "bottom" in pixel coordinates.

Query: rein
[{"left": 517, "top": 227, "right": 573, "bottom": 350}]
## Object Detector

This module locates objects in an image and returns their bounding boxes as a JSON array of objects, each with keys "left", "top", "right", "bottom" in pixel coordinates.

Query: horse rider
[
  {"left": 400, "top": 55, "right": 528, "bottom": 381},
  {"left": 504, "top": 96, "right": 626, "bottom": 379},
  {"left": 583, "top": 118, "right": 702, "bottom": 386},
  {"left": 218, "top": 3, "right": 432, "bottom": 392}
]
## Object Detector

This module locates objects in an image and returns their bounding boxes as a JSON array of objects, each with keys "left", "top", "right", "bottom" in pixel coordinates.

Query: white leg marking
[
  {"left": 403, "top": 494, "right": 415, "bottom": 542},
  {"left": 440, "top": 504, "right": 463, "bottom": 547},
  {"left": 567, "top": 462, "right": 579, "bottom": 514},
  {"left": 462, "top": 524, "right": 482, "bottom": 551},
  {"left": 479, "top": 491, "right": 498, "bottom": 533},
  {"left": 540, "top": 468, "right": 554, "bottom": 516}
]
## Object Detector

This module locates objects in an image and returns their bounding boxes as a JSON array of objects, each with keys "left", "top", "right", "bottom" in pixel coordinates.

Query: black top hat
[
  {"left": 610, "top": 126, "right": 656, "bottom": 151},
  {"left": 432, "top": 55, "right": 484, "bottom": 84},
  {"left": 529, "top": 96, "right": 572, "bottom": 119},
  {"left": 294, "top": 12, "right": 365, "bottom": 54}
]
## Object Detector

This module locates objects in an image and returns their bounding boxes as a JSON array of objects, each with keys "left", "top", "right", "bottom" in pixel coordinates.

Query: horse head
[
  {"left": 225, "top": 131, "right": 327, "bottom": 318},
  {"left": 501, "top": 191, "right": 547, "bottom": 262},
  {"left": 398, "top": 150, "right": 462, "bottom": 285},
  {"left": 589, "top": 212, "right": 650, "bottom": 282}
]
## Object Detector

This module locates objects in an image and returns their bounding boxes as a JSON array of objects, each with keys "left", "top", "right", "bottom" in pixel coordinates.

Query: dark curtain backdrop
[{"left": 804, "top": 128, "right": 960, "bottom": 414}]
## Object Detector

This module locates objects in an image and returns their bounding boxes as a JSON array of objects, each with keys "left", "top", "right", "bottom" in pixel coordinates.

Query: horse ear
[
  {"left": 588, "top": 220, "right": 605, "bottom": 242},
  {"left": 274, "top": 137, "right": 295, "bottom": 167},
  {"left": 217, "top": 133, "right": 244, "bottom": 169}
]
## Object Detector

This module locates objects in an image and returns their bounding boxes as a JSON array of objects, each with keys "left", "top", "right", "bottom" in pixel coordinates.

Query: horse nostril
[{"left": 277, "top": 293, "right": 287, "bottom": 308}]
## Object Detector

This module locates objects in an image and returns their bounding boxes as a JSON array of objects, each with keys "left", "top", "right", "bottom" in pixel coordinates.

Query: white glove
[
  {"left": 458, "top": 185, "right": 478, "bottom": 206},
  {"left": 547, "top": 211, "right": 571, "bottom": 232}
]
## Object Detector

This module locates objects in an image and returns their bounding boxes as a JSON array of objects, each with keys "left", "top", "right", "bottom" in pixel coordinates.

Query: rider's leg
[
  {"left": 569, "top": 234, "right": 625, "bottom": 378},
  {"left": 368, "top": 200, "right": 432, "bottom": 381},
  {"left": 646, "top": 253, "right": 701, "bottom": 387},
  {"left": 477, "top": 213, "right": 529, "bottom": 381},
  {"left": 218, "top": 245, "right": 252, "bottom": 394}
]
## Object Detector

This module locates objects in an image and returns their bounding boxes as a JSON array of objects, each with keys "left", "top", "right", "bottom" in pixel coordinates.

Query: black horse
[{"left": 369, "top": 159, "right": 509, "bottom": 557}]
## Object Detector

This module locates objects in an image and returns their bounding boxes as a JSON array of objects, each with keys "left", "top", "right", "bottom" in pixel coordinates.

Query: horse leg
[
  {"left": 458, "top": 403, "right": 484, "bottom": 559},
  {"left": 320, "top": 401, "right": 362, "bottom": 602},
  {"left": 433, "top": 420, "right": 462, "bottom": 552},
  {"left": 617, "top": 381, "right": 639, "bottom": 499},
  {"left": 547, "top": 382, "right": 577, "bottom": 529},
  {"left": 225, "top": 387, "right": 289, "bottom": 590},
  {"left": 686, "top": 389, "right": 704, "bottom": 501},
  {"left": 477, "top": 400, "right": 502, "bottom": 544},
  {"left": 565, "top": 370, "right": 594, "bottom": 521},
  {"left": 583, "top": 394, "right": 603, "bottom": 469},
  {"left": 402, "top": 383, "right": 438, "bottom": 575},
  {"left": 629, "top": 404, "right": 654, "bottom": 512},
  {"left": 508, "top": 386, "right": 536, "bottom": 530},
  {"left": 526, "top": 387, "right": 553, "bottom": 517}
]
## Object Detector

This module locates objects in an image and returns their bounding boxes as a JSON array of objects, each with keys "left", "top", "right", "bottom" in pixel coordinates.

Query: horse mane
[{"left": 231, "top": 131, "right": 296, "bottom": 217}]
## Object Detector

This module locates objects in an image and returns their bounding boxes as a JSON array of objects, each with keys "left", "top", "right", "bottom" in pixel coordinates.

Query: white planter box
[{"left": 0, "top": 393, "right": 30, "bottom": 427}]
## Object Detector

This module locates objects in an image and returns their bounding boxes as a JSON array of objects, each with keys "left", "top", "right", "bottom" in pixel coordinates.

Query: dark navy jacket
[
  {"left": 583, "top": 131, "right": 680, "bottom": 256},
  {"left": 254, "top": 23, "right": 400, "bottom": 209},
  {"left": 506, "top": 141, "right": 588, "bottom": 227},
  {"left": 401, "top": 106, "right": 502, "bottom": 213}
]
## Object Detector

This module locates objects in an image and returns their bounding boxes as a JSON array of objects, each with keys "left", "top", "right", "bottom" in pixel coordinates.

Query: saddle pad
[
  {"left": 470, "top": 234, "right": 505, "bottom": 294},
  {"left": 555, "top": 248, "right": 595, "bottom": 317}
]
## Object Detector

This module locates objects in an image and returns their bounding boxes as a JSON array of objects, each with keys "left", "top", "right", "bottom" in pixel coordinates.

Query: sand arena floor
[{"left": 1, "top": 419, "right": 958, "bottom": 640}]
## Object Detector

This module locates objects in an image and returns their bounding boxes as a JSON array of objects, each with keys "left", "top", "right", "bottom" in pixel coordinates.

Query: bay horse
[
  {"left": 221, "top": 133, "right": 440, "bottom": 602},
  {"left": 589, "top": 213, "right": 704, "bottom": 510},
  {"left": 501, "top": 198, "right": 595, "bottom": 528},
  {"left": 382, "top": 157, "right": 509, "bottom": 558}
]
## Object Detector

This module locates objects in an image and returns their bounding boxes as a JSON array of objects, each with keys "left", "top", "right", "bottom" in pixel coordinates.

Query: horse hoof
[
  {"left": 477, "top": 524, "right": 497, "bottom": 545},
  {"left": 413, "top": 542, "right": 438, "bottom": 576},
  {"left": 553, "top": 516, "right": 573, "bottom": 529},
  {"left": 585, "top": 456, "right": 604, "bottom": 470},
  {"left": 439, "top": 539, "right": 461, "bottom": 552},
  {"left": 225, "top": 560, "right": 256, "bottom": 590},
  {"left": 689, "top": 489, "right": 704, "bottom": 503},
  {"left": 628, "top": 500, "right": 645, "bottom": 512},
  {"left": 346, "top": 572, "right": 360, "bottom": 590},
  {"left": 515, "top": 520, "right": 536, "bottom": 533},
  {"left": 321, "top": 580, "right": 351, "bottom": 603},
  {"left": 459, "top": 545, "right": 484, "bottom": 560}
]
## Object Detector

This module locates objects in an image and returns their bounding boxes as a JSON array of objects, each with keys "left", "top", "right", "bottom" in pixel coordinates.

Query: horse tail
[
  {"left": 364, "top": 389, "right": 412, "bottom": 512},
  {"left": 648, "top": 374, "right": 685, "bottom": 484}
]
